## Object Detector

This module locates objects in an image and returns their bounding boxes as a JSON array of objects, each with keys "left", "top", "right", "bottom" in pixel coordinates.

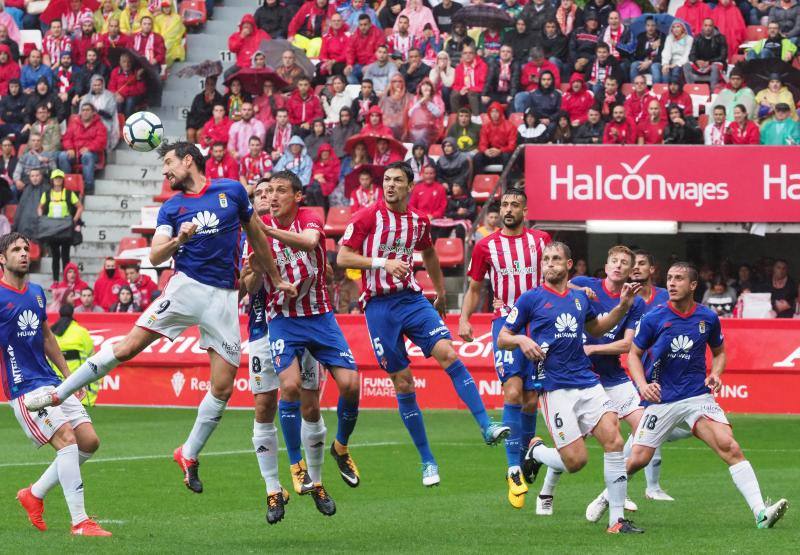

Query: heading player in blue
[
  {"left": 1, "top": 233, "right": 110, "bottom": 537},
  {"left": 498, "top": 241, "right": 644, "bottom": 534},
  {"left": 627, "top": 262, "right": 788, "bottom": 529},
  {"left": 25, "top": 141, "right": 297, "bottom": 495}
]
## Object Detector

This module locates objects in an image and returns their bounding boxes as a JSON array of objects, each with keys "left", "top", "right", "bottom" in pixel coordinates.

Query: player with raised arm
[
  {"left": 459, "top": 188, "right": 551, "bottom": 510},
  {"left": 25, "top": 141, "right": 297, "bottom": 495},
  {"left": 627, "top": 262, "right": 788, "bottom": 529},
  {"left": 1, "top": 233, "right": 110, "bottom": 537},
  {"left": 240, "top": 178, "right": 323, "bottom": 524},
  {"left": 256, "top": 170, "right": 361, "bottom": 516},
  {"left": 499, "top": 241, "right": 645, "bottom": 534},
  {"left": 337, "top": 161, "right": 510, "bottom": 487}
]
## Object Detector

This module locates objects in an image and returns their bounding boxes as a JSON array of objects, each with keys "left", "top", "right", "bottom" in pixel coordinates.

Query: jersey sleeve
[
  {"left": 416, "top": 214, "right": 433, "bottom": 251},
  {"left": 582, "top": 292, "right": 598, "bottom": 321},
  {"left": 340, "top": 207, "right": 373, "bottom": 251},
  {"left": 633, "top": 311, "right": 657, "bottom": 350},
  {"left": 466, "top": 240, "right": 490, "bottom": 282},
  {"left": 625, "top": 297, "right": 645, "bottom": 330},
  {"left": 302, "top": 209, "right": 325, "bottom": 236},
  {"left": 708, "top": 312, "right": 724, "bottom": 348},
  {"left": 230, "top": 181, "right": 254, "bottom": 223},
  {"left": 504, "top": 291, "right": 533, "bottom": 334},
  {"left": 155, "top": 202, "right": 176, "bottom": 238},
  {"left": 570, "top": 275, "right": 592, "bottom": 288}
]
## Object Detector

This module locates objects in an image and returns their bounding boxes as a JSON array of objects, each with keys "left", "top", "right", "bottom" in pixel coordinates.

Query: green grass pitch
[{"left": 1, "top": 408, "right": 796, "bottom": 553}]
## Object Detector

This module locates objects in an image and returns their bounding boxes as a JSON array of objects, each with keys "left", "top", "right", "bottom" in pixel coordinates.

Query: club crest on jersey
[
  {"left": 218, "top": 193, "right": 228, "bottom": 208},
  {"left": 574, "top": 298, "right": 582, "bottom": 311},
  {"left": 36, "top": 295, "right": 44, "bottom": 308},
  {"left": 699, "top": 321, "right": 706, "bottom": 334}
]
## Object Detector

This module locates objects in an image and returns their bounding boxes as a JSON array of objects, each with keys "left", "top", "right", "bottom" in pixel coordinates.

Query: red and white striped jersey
[
  {"left": 263, "top": 207, "right": 331, "bottom": 319},
  {"left": 341, "top": 203, "right": 433, "bottom": 302},
  {"left": 468, "top": 228, "right": 552, "bottom": 317}
]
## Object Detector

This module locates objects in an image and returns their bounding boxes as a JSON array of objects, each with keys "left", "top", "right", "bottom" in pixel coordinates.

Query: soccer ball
[{"left": 123, "top": 111, "right": 164, "bottom": 152}]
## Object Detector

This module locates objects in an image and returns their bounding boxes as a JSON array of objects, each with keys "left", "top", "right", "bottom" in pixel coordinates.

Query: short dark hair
[
  {"left": 486, "top": 202, "right": 500, "bottom": 214},
  {"left": 0, "top": 232, "right": 30, "bottom": 256},
  {"left": 275, "top": 107, "right": 288, "bottom": 115},
  {"left": 123, "top": 263, "right": 141, "bottom": 271},
  {"left": 269, "top": 170, "right": 303, "bottom": 193},
  {"left": 81, "top": 286, "right": 94, "bottom": 294},
  {"left": 544, "top": 241, "right": 572, "bottom": 260},
  {"left": 634, "top": 249, "right": 655, "bottom": 266},
  {"left": 211, "top": 141, "right": 226, "bottom": 149},
  {"left": 158, "top": 140, "right": 205, "bottom": 174},
  {"left": 358, "top": 13, "right": 370, "bottom": 22},
  {"left": 502, "top": 187, "right": 527, "bottom": 202},
  {"left": 362, "top": 78, "right": 373, "bottom": 86},
  {"left": 384, "top": 161, "right": 414, "bottom": 185},
  {"left": 248, "top": 135, "right": 263, "bottom": 144},
  {"left": 596, "top": 42, "right": 610, "bottom": 52},
  {"left": 669, "top": 261, "right": 699, "bottom": 282}
]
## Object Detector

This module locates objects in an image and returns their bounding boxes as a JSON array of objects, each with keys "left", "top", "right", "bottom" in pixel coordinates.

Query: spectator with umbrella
[
  {"left": 223, "top": 77, "right": 252, "bottom": 121},
  {"left": 754, "top": 72, "right": 797, "bottom": 124},
  {"left": 443, "top": 22, "right": 475, "bottom": 66},
  {"left": 339, "top": 140, "right": 371, "bottom": 199},
  {"left": 254, "top": 78, "right": 287, "bottom": 130}
]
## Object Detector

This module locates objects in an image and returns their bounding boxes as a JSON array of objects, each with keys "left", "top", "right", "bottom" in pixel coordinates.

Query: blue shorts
[
  {"left": 492, "top": 316, "right": 538, "bottom": 391},
  {"left": 268, "top": 312, "right": 357, "bottom": 374},
  {"left": 364, "top": 290, "right": 451, "bottom": 373}
]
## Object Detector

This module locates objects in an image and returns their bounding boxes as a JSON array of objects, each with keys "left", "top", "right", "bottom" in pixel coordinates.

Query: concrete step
[
  {"left": 81, "top": 209, "right": 142, "bottom": 226},
  {"left": 71, "top": 241, "right": 120, "bottom": 258},
  {"left": 111, "top": 148, "right": 162, "bottom": 166},
  {"left": 93, "top": 179, "right": 162, "bottom": 197},
  {"left": 38, "top": 256, "right": 106, "bottom": 276},
  {"left": 28, "top": 272, "right": 54, "bottom": 290},
  {"left": 80, "top": 225, "right": 135, "bottom": 244},
  {"left": 100, "top": 164, "right": 163, "bottom": 181},
  {"left": 84, "top": 194, "right": 154, "bottom": 211}
]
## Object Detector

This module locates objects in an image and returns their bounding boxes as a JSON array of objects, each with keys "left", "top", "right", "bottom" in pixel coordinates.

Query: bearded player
[
  {"left": 627, "top": 262, "right": 788, "bottom": 529},
  {"left": 25, "top": 141, "right": 297, "bottom": 495},
  {"left": 459, "top": 188, "right": 551, "bottom": 509},
  {"left": 337, "top": 161, "right": 509, "bottom": 487},
  {"left": 2, "top": 233, "right": 110, "bottom": 536},
  {"left": 255, "top": 171, "right": 361, "bottom": 517}
]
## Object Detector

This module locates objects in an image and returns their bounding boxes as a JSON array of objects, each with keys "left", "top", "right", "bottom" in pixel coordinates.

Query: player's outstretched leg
[
  {"left": 302, "top": 415, "right": 336, "bottom": 517},
  {"left": 253, "top": 419, "right": 290, "bottom": 524},
  {"left": 519, "top": 407, "right": 538, "bottom": 470},
  {"left": 502, "top": 402, "right": 527, "bottom": 508},
  {"left": 330, "top": 369, "right": 361, "bottom": 488},
  {"left": 395, "top": 389, "right": 439, "bottom": 487},
  {"left": 279, "top": 399, "right": 313, "bottom": 495}
]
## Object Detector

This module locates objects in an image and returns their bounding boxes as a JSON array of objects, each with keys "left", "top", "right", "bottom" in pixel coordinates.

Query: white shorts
[
  {"left": 540, "top": 384, "right": 616, "bottom": 448},
  {"left": 137, "top": 272, "right": 241, "bottom": 367},
  {"left": 13, "top": 386, "right": 92, "bottom": 447},
  {"left": 633, "top": 394, "right": 730, "bottom": 448},
  {"left": 605, "top": 381, "right": 643, "bottom": 419},
  {"left": 249, "top": 334, "right": 322, "bottom": 394}
]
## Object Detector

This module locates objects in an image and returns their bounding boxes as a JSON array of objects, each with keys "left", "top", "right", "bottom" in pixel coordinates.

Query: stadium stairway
[{"left": 30, "top": 0, "right": 251, "bottom": 290}]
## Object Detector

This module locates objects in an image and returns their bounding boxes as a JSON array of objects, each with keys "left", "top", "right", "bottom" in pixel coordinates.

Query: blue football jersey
[
  {"left": 156, "top": 179, "right": 254, "bottom": 289},
  {"left": 505, "top": 285, "right": 599, "bottom": 391},
  {"left": 248, "top": 286, "right": 268, "bottom": 342},
  {"left": 633, "top": 302, "right": 724, "bottom": 403},
  {"left": 642, "top": 286, "right": 670, "bottom": 314},
  {"left": 572, "top": 276, "right": 645, "bottom": 387},
  {"left": 0, "top": 282, "right": 60, "bottom": 399}
]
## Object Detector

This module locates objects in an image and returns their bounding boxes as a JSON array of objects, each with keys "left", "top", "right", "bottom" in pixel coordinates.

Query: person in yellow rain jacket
[
  {"left": 119, "top": 0, "right": 153, "bottom": 34},
  {"left": 155, "top": 0, "right": 186, "bottom": 64},
  {"left": 50, "top": 303, "right": 100, "bottom": 407}
]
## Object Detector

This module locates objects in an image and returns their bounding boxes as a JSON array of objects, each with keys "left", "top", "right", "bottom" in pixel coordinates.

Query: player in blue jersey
[
  {"left": 631, "top": 250, "right": 670, "bottom": 312},
  {"left": 499, "top": 241, "right": 645, "bottom": 534},
  {"left": 25, "top": 141, "right": 297, "bottom": 495},
  {"left": 1, "top": 233, "right": 111, "bottom": 537},
  {"left": 627, "top": 262, "right": 788, "bottom": 529}
]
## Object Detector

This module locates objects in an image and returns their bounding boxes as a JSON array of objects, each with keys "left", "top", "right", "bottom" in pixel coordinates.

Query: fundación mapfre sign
[{"left": 524, "top": 145, "right": 800, "bottom": 222}]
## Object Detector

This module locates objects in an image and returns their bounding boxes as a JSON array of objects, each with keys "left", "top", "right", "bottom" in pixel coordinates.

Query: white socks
[
  {"left": 531, "top": 443, "right": 567, "bottom": 472},
  {"left": 540, "top": 467, "right": 562, "bottom": 497},
  {"left": 55, "top": 344, "right": 119, "bottom": 400},
  {"left": 183, "top": 392, "right": 227, "bottom": 460},
  {"left": 55, "top": 444, "right": 88, "bottom": 525},
  {"left": 644, "top": 447, "right": 663, "bottom": 491},
  {"left": 604, "top": 451, "right": 627, "bottom": 526},
  {"left": 253, "top": 421, "right": 281, "bottom": 494},
  {"left": 301, "top": 417, "right": 327, "bottom": 484},
  {"left": 729, "top": 460, "right": 766, "bottom": 518},
  {"left": 31, "top": 449, "right": 93, "bottom": 499},
  {"left": 507, "top": 465, "right": 521, "bottom": 477}
]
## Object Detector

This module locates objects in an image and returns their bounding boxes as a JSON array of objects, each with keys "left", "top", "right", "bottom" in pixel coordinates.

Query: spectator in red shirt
[
  {"left": 0, "top": 43, "right": 19, "bottom": 95},
  {"left": 205, "top": 142, "right": 239, "bottom": 180},
  {"left": 317, "top": 12, "right": 348, "bottom": 83},
  {"left": 451, "top": 44, "right": 488, "bottom": 115},
  {"left": 108, "top": 52, "right": 146, "bottom": 116},
  {"left": 43, "top": 20, "right": 73, "bottom": 69},
  {"left": 199, "top": 104, "right": 232, "bottom": 149},
  {"left": 518, "top": 46, "right": 561, "bottom": 93},
  {"left": 361, "top": 105, "right": 394, "bottom": 136},
  {"left": 350, "top": 167, "right": 383, "bottom": 211},
  {"left": 726, "top": 103, "right": 760, "bottom": 144},
  {"left": 96, "top": 17, "right": 130, "bottom": 65},
  {"left": 674, "top": 0, "right": 713, "bottom": 37},
  {"left": 131, "top": 16, "right": 166, "bottom": 69},
  {"left": 286, "top": 76, "right": 324, "bottom": 131},
  {"left": 287, "top": 0, "right": 336, "bottom": 57},
  {"left": 123, "top": 263, "right": 158, "bottom": 310},
  {"left": 60, "top": 102, "right": 107, "bottom": 194},
  {"left": 561, "top": 74, "right": 594, "bottom": 126},
  {"left": 659, "top": 75, "right": 693, "bottom": 115},
  {"left": 345, "top": 14, "right": 386, "bottom": 84},
  {"left": 624, "top": 74, "right": 660, "bottom": 124},
  {"left": 474, "top": 101, "right": 516, "bottom": 173},
  {"left": 409, "top": 165, "right": 447, "bottom": 219},
  {"left": 239, "top": 136, "right": 273, "bottom": 194},
  {"left": 603, "top": 104, "right": 637, "bottom": 143},
  {"left": 228, "top": 14, "right": 270, "bottom": 70},
  {"left": 72, "top": 13, "right": 98, "bottom": 66},
  {"left": 94, "top": 257, "right": 126, "bottom": 310},
  {"left": 637, "top": 100, "right": 666, "bottom": 144}
]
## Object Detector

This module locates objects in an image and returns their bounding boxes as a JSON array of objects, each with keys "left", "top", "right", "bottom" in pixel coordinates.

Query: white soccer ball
[{"left": 123, "top": 111, "right": 164, "bottom": 152}]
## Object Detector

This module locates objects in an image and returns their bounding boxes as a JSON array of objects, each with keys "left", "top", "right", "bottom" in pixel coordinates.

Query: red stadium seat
[
  {"left": 154, "top": 177, "right": 178, "bottom": 202},
  {"left": 745, "top": 25, "right": 767, "bottom": 41},
  {"left": 28, "top": 241, "right": 41, "bottom": 261},
  {"left": 508, "top": 112, "right": 524, "bottom": 128},
  {"left": 698, "top": 114, "right": 709, "bottom": 130},
  {"left": 4, "top": 204, "right": 16, "bottom": 224},
  {"left": 179, "top": 0, "right": 207, "bottom": 27},
  {"left": 652, "top": 83, "right": 669, "bottom": 97},
  {"left": 307, "top": 205, "right": 325, "bottom": 223},
  {"left": 434, "top": 237, "right": 464, "bottom": 268},
  {"left": 64, "top": 174, "right": 84, "bottom": 196},
  {"left": 116, "top": 235, "right": 148, "bottom": 255},
  {"left": 683, "top": 83, "right": 710, "bottom": 99},
  {"left": 471, "top": 174, "right": 500, "bottom": 203},
  {"left": 157, "top": 268, "right": 174, "bottom": 290},
  {"left": 118, "top": 112, "right": 126, "bottom": 139},
  {"left": 621, "top": 83, "right": 634, "bottom": 97},
  {"left": 324, "top": 206, "right": 351, "bottom": 236},
  {"left": 428, "top": 143, "right": 444, "bottom": 157},
  {"left": 446, "top": 113, "right": 457, "bottom": 131},
  {"left": 414, "top": 270, "right": 436, "bottom": 299},
  {"left": 325, "top": 237, "right": 337, "bottom": 253}
]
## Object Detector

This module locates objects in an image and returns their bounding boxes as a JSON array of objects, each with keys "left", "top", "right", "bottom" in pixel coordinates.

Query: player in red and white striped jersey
[
  {"left": 255, "top": 171, "right": 361, "bottom": 514},
  {"left": 338, "top": 162, "right": 510, "bottom": 487},
  {"left": 459, "top": 188, "right": 551, "bottom": 509}
]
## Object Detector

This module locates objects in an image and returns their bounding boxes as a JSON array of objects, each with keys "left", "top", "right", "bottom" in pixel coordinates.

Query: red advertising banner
[
  {"left": 524, "top": 145, "right": 800, "bottom": 222},
  {"left": 7, "top": 314, "right": 797, "bottom": 414}
]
